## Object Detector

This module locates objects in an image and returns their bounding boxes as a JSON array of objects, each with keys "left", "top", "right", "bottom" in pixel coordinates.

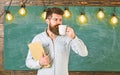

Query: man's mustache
[{"left": 55, "top": 24, "right": 60, "bottom": 28}]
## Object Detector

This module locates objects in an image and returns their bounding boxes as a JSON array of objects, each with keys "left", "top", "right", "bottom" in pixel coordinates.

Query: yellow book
[
  {"left": 28, "top": 42, "right": 50, "bottom": 68},
  {"left": 28, "top": 42, "right": 45, "bottom": 61}
]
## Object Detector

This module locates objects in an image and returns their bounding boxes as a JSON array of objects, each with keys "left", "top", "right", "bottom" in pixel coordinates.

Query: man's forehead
[{"left": 51, "top": 13, "right": 62, "bottom": 18}]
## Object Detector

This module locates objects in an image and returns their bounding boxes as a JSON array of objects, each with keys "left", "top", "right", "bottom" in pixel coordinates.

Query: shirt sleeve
[
  {"left": 70, "top": 36, "right": 88, "bottom": 57},
  {"left": 25, "top": 50, "right": 42, "bottom": 69},
  {"left": 25, "top": 35, "right": 42, "bottom": 69}
]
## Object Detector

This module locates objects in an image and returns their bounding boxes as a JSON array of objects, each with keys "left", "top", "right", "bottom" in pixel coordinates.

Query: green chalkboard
[{"left": 4, "top": 6, "right": 120, "bottom": 71}]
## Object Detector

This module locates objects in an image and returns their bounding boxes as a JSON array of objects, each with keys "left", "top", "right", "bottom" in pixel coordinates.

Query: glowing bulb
[
  {"left": 78, "top": 12, "right": 87, "bottom": 24},
  {"left": 41, "top": 10, "right": 46, "bottom": 20},
  {"left": 63, "top": 9, "right": 71, "bottom": 18},
  {"left": 97, "top": 9, "right": 105, "bottom": 19},
  {"left": 18, "top": 7, "right": 27, "bottom": 16},
  {"left": 6, "top": 11, "right": 14, "bottom": 21},
  {"left": 110, "top": 14, "right": 118, "bottom": 25}
]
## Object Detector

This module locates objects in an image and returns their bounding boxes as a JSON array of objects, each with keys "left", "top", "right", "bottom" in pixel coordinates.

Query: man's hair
[{"left": 45, "top": 7, "right": 64, "bottom": 19}]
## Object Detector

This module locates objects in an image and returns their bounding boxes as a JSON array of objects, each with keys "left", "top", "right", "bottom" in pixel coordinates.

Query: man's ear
[{"left": 46, "top": 19, "right": 49, "bottom": 24}]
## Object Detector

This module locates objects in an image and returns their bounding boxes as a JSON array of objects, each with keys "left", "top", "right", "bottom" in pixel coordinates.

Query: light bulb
[
  {"left": 97, "top": 8, "right": 105, "bottom": 19},
  {"left": 6, "top": 11, "right": 14, "bottom": 21},
  {"left": 18, "top": 6, "right": 27, "bottom": 16},
  {"left": 110, "top": 14, "right": 118, "bottom": 25},
  {"left": 63, "top": 9, "right": 71, "bottom": 18},
  {"left": 78, "top": 12, "right": 87, "bottom": 24},
  {"left": 41, "top": 10, "right": 46, "bottom": 20},
  {"left": 18, "top": 5, "right": 27, "bottom": 16}
]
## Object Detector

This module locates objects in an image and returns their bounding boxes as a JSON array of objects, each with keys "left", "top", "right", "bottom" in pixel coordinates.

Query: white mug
[{"left": 58, "top": 25, "right": 67, "bottom": 35}]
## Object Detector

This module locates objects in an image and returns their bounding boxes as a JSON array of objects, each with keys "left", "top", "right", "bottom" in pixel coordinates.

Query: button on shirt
[{"left": 26, "top": 31, "right": 88, "bottom": 75}]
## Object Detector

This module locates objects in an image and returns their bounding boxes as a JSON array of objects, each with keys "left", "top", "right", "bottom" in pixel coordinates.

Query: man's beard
[{"left": 49, "top": 25, "right": 59, "bottom": 35}]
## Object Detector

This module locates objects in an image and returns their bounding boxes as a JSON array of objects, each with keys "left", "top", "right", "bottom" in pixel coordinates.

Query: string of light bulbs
[
  {"left": 5, "top": 0, "right": 14, "bottom": 22},
  {"left": 4, "top": 0, "right": 119, "bottom": 26},
  {"left": 0, "top": 9, "right": 4, "bottom": 18},
  {"left": 18, "top": 0, "right": 28, "bottom": 16}
]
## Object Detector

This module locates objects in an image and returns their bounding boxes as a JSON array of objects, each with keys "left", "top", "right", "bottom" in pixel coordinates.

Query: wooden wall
[{"left": 1, "top": 0, "right": 120, "bottom": 75}]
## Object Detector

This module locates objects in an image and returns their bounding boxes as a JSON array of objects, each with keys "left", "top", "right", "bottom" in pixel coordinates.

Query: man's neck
[{"left": 46, "top": 28, "right": 56, "bottom": 40}]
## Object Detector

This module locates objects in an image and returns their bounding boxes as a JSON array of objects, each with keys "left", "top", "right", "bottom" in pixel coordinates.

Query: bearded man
[{"left": 26, "top": 7, "right": 88, "bottom": 75}]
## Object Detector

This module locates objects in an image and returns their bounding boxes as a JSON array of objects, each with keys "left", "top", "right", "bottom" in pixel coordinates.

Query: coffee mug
[{"left": 58, "top": 25, "right": 67, "bottom": 35}]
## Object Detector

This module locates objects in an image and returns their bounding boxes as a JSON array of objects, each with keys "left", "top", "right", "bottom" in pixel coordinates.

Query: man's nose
[{"left": 57, "top": 21, "right": 62, "bottom": 25}]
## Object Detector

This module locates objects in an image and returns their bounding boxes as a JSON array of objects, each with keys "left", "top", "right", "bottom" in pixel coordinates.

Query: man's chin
[
  {"left": 53, "top": 32, "right": 59, "bottom": 35},
  {"left": 50, "top": 27, "right": 59, "bottom": 35}
]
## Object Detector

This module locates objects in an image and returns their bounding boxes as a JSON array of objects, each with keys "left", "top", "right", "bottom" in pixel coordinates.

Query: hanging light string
[
  {"left": 113, "top": 7, "right": 116, "bottom": 15},
  {"left": 21, "top": 0, "right": 28, "bottom": 6},
  {"left": 5, "top": 0, "right": 13, "bottom": 14},
  {"left": 82, "top": 5, "right": 85, "bottom": 14},
  {"left": 6, "top": 0, "right": 13, "bottom": 12},
  {"left": 20, "top": 0, "right": 28, "bottom": 8},
  {"left": 0, "top": 9, "right": 4, "bottom": 18},
  {"left": 111, "top": 7, "right": 117, "bottom": 17},
  {"left": 43, "top": 0, "right": 47, "bottom": 10},
  {"left": 64, "top": 0, "right": 71, "bottom": 10},
  {"left": 79, "top": 0, "right": 86, "bottom": 14}
]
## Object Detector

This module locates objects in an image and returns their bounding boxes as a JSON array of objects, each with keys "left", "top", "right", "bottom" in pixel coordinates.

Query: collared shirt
[{"left": 26, "top": 31, "right": 88, "bottom": 75}]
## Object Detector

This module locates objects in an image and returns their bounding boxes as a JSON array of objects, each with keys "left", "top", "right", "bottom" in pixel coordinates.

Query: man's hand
[
  {"left": 39, "top": 53, "right": 50, "bottom": 66},
  {"left": 66, "top": 26, "right": 75, "bottom": 39}
]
